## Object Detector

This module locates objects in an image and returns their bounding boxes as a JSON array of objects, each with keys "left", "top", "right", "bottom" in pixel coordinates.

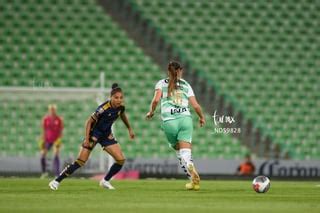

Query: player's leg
[
  {"left": 177, "top": 117, "right": 200, "bottom": 190},
  {"left": 100, "top": 142, "right": 126, "bottom": 189},
  {"left": 55, "top": 142, "right": 93, "bottom": 182},
  {"left": 178, "top": 142, "right": 194, "bottom": 171},
  {"left": 178, "top": 142, "right": 200, "bottom": 190},
  {"left": 174, "top": 144, "right": 191, "bottom": 180},
  {"left": 162, "top": 119, "right": 191, "bottom": 179},
  {"left": 40, "top": 142, "right": 52, "bottom": 178},
  {"left": 40, "top": 148, "right": 47, "bottom": 175},
  {"left": 52, "top": 138, "right": 62, "bottom": 177},
  {"left": 49, "top": 137, "right": 96, "bottom": 190}
]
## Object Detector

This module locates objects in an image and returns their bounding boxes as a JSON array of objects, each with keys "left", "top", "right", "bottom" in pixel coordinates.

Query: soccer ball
[{"left": 252, "top": 176, "right": 270, "bottom": 193}]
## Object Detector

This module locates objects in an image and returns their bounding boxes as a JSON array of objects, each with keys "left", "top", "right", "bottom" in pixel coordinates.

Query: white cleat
[
  {"left": 49, "top": 180, "right": 60, "bottom": 190},
  {"left": 99, "top": 179, "right": 115, "bottom": 190}
]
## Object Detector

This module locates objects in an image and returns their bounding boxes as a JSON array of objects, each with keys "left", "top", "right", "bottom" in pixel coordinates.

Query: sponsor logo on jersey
[{"left": 170, "top": 107, "right": 187, "bottom": 115}]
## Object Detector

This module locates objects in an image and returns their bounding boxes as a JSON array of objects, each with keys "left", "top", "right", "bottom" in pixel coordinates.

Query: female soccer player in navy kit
[{"left": 49, "top": 83, "right": 135, "bottom": 190}]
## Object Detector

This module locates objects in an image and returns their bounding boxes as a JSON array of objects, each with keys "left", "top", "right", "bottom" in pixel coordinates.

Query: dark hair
[
  {"left": 110, "top": 83, "right": 122, "bottom": 96},
  {"left": 167, "top": 61, "right": 182, "bottom": 97}
]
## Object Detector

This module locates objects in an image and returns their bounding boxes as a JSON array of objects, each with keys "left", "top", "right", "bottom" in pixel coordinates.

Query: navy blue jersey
[{"left": 90, "top": 100, "right": 125, "bottom": 139}]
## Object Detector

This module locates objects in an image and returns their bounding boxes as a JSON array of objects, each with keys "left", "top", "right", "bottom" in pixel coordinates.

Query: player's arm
[
  {"left": 146, "top": 89, "right": 162, "bottom": 119},
  {"left": 59, "top": 117, "right": 64, "bottom": 138},
  {"left": 84, "top": 114, "right": 97, "bottom": 145},
  {"left": 189, "top": 96, "right": 205, "bottom": 127},
  {"left": 120, "top": 112, "right": 135, "bottom": 140},
  {"left": 41, "top": 117, "right": 45, "bottom": 141}
]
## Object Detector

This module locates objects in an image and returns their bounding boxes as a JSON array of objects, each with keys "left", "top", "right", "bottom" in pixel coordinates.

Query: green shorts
[{"left": 161, "top": 116, "right": 193, "bottom": 148}]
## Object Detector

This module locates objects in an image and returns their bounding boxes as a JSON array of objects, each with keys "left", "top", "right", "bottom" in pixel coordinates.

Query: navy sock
[
  {"left": 55, "top": 159, "right": 85, "bottom": 182},
  {"left": 104, "top": 163, "right": 123, "bottom": 181},
  {"left": 41, "top": 156, "right": 46, "bottom": 173},
  {"left": 53, "top": 155, "right": 60, "bottom": 177}
]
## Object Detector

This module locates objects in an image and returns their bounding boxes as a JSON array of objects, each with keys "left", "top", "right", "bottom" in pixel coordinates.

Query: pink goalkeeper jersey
[{"left": 42, "top": 115, "right": 63, "bottom": 143}]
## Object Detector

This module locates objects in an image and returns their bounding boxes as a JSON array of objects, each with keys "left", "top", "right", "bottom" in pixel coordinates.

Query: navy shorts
[{"left": 82, "top": 131, "right": 118, "bottom": 150}]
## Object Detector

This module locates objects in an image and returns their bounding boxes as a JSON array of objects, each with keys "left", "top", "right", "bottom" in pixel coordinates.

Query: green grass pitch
[{"left": 0, "top": 178, "right": 319, "bottom": 213}]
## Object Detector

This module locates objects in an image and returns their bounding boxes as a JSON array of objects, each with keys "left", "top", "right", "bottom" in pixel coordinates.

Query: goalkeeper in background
[{"left": 40, "top": 104, "right": 64, "bottom": 178}]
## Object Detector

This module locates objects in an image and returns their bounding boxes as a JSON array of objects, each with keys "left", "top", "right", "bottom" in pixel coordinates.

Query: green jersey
[{"left": 155, "top": 78, "right": 195, "bottom": 121}]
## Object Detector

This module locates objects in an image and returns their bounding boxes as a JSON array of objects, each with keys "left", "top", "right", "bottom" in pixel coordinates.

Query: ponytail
[{"left": 167, "top": 61, "right": 182, "bottom": 97}]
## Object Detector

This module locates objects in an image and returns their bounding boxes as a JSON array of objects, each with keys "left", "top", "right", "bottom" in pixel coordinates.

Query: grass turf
[{"left": 0, "top": 178, "right": 319, "bottom": 213}]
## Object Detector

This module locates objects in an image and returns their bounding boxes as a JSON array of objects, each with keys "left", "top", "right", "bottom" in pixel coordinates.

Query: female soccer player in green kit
[{"left": 146, "top": 61, "right": 206, "bottom": 190}]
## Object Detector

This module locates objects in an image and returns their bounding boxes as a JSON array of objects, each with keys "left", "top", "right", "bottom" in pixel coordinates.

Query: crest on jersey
[{"left": 98, "top": 108, "right": 104, "bottom": 114}]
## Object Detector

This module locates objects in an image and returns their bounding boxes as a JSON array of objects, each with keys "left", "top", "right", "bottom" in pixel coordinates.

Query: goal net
[{"left": 0, "top": 86, "right": 111, "bottom": 174}]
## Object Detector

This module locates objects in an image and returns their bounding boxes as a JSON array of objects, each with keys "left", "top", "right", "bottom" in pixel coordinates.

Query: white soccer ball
[{"left": 252, "top": 176, "right": 270, "bottom": 193}]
